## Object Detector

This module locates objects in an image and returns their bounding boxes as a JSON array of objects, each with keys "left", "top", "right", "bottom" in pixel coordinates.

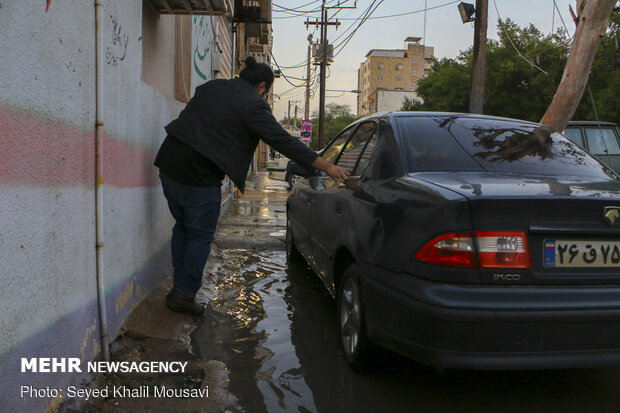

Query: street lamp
[
  {"left": 457, "top": 2, "right": 475, "bottom": 23},
  {"left": 325, "top": 89, "right": 361, "bottom": 93}
]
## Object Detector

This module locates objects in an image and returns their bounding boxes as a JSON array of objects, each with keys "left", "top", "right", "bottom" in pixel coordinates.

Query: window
[
  {"left": 562, "top": 128, "right": 584, "bottom": 147},
  {"left": 398, "top": 116, "right": 615, "bottom": 179},
  {"left": 396, "top": 76, "right": 403, "bottom": 82},
  {"left": 353, "top": 134, "right": 377, "bottom": 176},
  {"left": 396, "top": 64, "right": 404, "bottom": 70},
  {"left": 335, "top": 122, "right": 377, "bottom": 174},
  {"left": 378, "top": 62, "right": 384, "bottom": 69},
  {"left": 411, "top": 56, "right": 419, "bottom": 63},
  {"left": 321, "top": 126, "right": 356, "bottom": 164},
  {"left": 378, "top": 75, "right": 384, "bottom": 81},
  {"left": 412, "top": 68, "right": 418, "bottom": 76},
  {"left": 411, "top": 81, "right": 418, "bottom": 89},
  {"left": 141, "top": 1, "right": 191, "bottom": 102},
  {"left": 585, "top": 128, "right": 620, "bottom": 155}
]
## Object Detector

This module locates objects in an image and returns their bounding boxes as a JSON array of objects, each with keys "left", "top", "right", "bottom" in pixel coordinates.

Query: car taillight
[
  {"left": 414, "top": 233, "right": 477, "bottom": 268},
  {"left": 414, "top": 231, "right": 530, "bottom": 269},
  {"left": 476, "top": 231, "right": 530, "bottom": 269}
]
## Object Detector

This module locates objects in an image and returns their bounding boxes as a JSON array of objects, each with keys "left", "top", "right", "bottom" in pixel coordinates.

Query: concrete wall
[
  {"left": 0, "top": 1, "right": 231, "bottom": 411},
  {"left": 376, "top": 90, "right": 422, "bottom": 113}
]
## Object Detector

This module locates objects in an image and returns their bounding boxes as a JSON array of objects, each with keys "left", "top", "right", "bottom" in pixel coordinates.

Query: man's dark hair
[{"left": 239, "top": 56, "right": 274, "bottom": 90}]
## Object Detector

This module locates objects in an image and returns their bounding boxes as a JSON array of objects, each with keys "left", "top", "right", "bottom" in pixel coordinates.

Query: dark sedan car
[{"left": 285, "top": 112, "right": 620, "bottom": 371}]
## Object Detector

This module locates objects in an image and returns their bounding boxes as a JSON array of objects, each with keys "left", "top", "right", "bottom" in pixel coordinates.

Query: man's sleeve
[{"left": 244, "top": 101, "right": 319, "bottom": 169}]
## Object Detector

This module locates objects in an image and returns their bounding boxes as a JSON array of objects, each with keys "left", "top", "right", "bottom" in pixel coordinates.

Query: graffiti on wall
[
  {"left": 192, "top": 16, "right": 211, "bottom": 80},
  {"left": 105, "top": 15, "right": 129, "bottom": 66}
]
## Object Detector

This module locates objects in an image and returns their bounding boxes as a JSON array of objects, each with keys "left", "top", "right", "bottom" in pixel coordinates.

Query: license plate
[{"left": 544, "top": 240, "right": 620, "bottom": 267}]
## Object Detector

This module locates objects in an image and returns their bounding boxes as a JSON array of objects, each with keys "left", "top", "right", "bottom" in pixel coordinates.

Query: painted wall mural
[
  {"left": 192, "top": 16, "right": 212, "bottom": 82},
  {"left": 106, "top": 15, "right": 129, "bottom": 66}
]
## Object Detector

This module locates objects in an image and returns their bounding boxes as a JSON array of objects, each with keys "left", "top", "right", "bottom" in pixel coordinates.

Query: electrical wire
[
  {"left": 271, "top": 50, "right": 310, "bottom": 88},
  {"left": 338, "top": 0, "right": 460, "bottom": 20},
  {"left": 333, "top": 0, "right": 385, "bottom": 58},
  {"left": 273, "top": 0, "right": 322, "bottom": 12},
  {"left": 493, "top": 0, "right": 549, "bottom": 75}
]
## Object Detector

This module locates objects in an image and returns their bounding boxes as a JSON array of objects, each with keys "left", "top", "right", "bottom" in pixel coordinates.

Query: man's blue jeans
[{"left": 159, "top": 172, "right": 221, "bottom": 298}]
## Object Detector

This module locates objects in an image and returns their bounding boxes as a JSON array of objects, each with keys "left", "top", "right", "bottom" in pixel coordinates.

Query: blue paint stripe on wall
[{"left": 0, "top": 241, "right": 171, "bottom": 412}]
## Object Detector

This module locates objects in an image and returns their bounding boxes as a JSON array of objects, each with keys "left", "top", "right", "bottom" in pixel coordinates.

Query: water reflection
[{"left": 192, "top": 249, "right": 620, "bottom": 413}]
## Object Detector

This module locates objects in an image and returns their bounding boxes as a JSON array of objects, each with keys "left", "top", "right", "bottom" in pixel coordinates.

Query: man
[{"left": 155, "top": 57, "right": 348, "bottom": 315}]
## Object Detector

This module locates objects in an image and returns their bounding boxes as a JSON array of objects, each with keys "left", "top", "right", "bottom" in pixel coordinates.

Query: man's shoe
[{"left": 166, "top": 289, "right": 204, "bottom": 316}]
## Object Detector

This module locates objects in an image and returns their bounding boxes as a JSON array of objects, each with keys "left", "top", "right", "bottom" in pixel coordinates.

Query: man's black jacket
[{"left": 164, "top": 78, "right": 318, "bottom": 192}]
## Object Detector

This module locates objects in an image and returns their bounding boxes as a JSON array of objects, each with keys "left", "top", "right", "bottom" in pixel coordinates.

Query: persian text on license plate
[{"left": 544, "top": 240, "right": 620, "bottom": 267}]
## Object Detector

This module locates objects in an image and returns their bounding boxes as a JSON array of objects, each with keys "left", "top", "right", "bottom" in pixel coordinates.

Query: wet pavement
[{"left": 65, "top": 173, "right": 620, "bottom": 413}]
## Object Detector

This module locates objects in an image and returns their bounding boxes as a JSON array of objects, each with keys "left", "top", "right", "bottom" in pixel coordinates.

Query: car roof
[
  {"left": 566, "top": 121, "right": 617, "bottom": 127},
  {"left": 360, "top": 111, "right": 543, "bottom": 127}
]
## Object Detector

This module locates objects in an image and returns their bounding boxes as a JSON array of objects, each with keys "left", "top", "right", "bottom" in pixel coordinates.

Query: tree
[
  {"left": 309, "top": 103, "right": 356, "bottom": 150},
  {"left": 402, "top": 12, "right": 619, "bottom": 126},
  {"left": 541, "top": 1, "right": 617, "bottom": 131}
]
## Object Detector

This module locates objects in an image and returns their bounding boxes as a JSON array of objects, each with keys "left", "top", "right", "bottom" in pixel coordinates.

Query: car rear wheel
[
  {"left": 286, "top": 213, "right": 304, "bottom": 264},
  {"left": 338, "top": 263, "right": 373, "bottom": 371}
]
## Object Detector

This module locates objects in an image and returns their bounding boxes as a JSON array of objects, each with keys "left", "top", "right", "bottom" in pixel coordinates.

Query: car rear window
[{"left": 398, "top": 117, "right": 616, "bottom": 179}]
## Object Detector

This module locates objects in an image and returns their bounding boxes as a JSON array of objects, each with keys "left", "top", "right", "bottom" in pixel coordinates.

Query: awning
[{"left": 146, "top": 0, "right": 233, "bottom": 16}]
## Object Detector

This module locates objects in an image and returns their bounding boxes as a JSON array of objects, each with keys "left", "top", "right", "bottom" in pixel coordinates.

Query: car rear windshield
[{"left": 398, "top": 116, "right": 616, "bottom": 179}]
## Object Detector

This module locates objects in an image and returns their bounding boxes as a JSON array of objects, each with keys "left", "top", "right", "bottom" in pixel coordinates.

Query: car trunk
[{"left": 414, "top": 172, "right": 620, "bottom": 285}]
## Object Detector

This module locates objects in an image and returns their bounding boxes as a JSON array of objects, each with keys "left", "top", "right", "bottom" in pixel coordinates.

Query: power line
[
  {"left": 333, "top": 0, "right": 385, "bottom": 58},
  {"left": 271, "top": 50, "right": 309, "bottom": 88},
  {"left": 493, "top": 0, "right": 549, "bottom": 75},
  {"left": 338, "top": 0, "right": 460, "bottom": 20},
  {"left": 273, "top": 0, "right": 322, "bottom": 13}
]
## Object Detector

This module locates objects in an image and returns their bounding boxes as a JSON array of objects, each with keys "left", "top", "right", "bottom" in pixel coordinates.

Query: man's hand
[
  {"left": 326, "top": 164, "right": 350, "bottom": 183},
  {"left": 311, "top": 156, "right": 350, "bottom": 183}
]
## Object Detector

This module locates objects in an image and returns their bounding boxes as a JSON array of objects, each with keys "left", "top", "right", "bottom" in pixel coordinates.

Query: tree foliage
[
  {"left": 308, "top": 103, "right": 357, "bottom": 150},
  {"left": 402, "top": 10, "right": 619, "bottom": 125}
]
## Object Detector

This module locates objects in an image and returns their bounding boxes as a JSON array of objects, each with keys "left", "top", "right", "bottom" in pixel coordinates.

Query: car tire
[
  {"left": 286, "top": 212, "right": 304, "bottom": 264},
  {"left": 286, "top": 173, "right": 295, "bottom": 190},
  {"left": 337, "top": 263, "right": 373, "bottom": 371}
]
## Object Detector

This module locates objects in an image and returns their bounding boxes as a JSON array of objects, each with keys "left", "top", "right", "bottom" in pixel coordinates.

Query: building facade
[
  {"left": 357, "top": 37, "right": 434, "bottom": 116},
  {"left": 0, "top": 1, "right": 244, "bottom": 411}
]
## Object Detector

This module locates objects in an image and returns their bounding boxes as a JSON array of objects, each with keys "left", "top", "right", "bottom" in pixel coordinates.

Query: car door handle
[{"left": 335, "top": 201, "right": 343, "bottom": 215}]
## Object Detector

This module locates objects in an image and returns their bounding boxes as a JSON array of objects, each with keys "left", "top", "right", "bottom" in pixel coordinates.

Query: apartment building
[{"left": 357, "top": 37, "right": 434, "bottom": 116}]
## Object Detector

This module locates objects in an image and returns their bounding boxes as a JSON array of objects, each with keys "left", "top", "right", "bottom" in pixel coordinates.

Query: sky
[{"left": 270, "top": 0, "right": 577, "bottom": 120}]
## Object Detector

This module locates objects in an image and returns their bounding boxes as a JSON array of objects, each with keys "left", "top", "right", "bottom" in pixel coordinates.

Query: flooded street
[
  {"left": 191, "top": 174, "right": 620, "bottom": 413},
  {"left": 190, "top": 248, "right": 620, "bottom": 413},
  {"left": 75, "top": 173, "right": 620, "bottom": 413}
]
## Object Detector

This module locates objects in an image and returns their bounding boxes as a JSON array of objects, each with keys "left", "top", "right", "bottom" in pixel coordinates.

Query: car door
[
  {"left": 292, "top": 125, "right": 357, "bottom": 260},
  {"left": 307, "top": 121, "right": 379, "bottom": 286}
]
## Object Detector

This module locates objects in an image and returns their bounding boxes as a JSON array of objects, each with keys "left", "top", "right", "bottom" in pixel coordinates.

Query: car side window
[
  {"left": 584, "top": 128, "right": 620, "bottom": 155},
  {"left": 335, "top": 121, "right": 377, "bottom": 174},
  {"left": 562, "top": 128, "right": 584, "bottom": 147},
  {"left": 353, "top": 134, "right": 378, "bottom": 176},
  {"left": 321, "top": 126, "right": 356, "bottom": 164}
]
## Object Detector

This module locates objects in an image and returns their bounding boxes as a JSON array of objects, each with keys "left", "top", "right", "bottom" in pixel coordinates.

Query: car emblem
[{"left": 603, "top": 207, "right": 620, "bottom": 226}]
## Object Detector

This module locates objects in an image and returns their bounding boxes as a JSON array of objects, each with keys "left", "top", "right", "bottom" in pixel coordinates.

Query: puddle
[{"left": 191, "top": 246, "right": 620, "bottom": 413}]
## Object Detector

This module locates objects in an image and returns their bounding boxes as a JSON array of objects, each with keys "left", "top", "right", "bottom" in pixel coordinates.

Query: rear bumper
[{"left": 360, "top": 261, "right": 620, "bottom": 370}]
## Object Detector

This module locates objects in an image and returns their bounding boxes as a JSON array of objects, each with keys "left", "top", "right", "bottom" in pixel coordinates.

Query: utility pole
[
  {"left": 318, "top": 1, "right": 328, "bottom": 148},
  {"left": 305, "top": 34, "right": 313, "bottom": 121},
  {"left": 294, "top": 105, "right": 299, "bottom": 129},
  {"left": 469, "top": 0, "right": 488, "bottom": 114},
  {"left": 287, "top": 100, "right": 291, "bottom": 124},
  {"left": 305, "top": 0, "right": 351, "bottom": 148}
]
